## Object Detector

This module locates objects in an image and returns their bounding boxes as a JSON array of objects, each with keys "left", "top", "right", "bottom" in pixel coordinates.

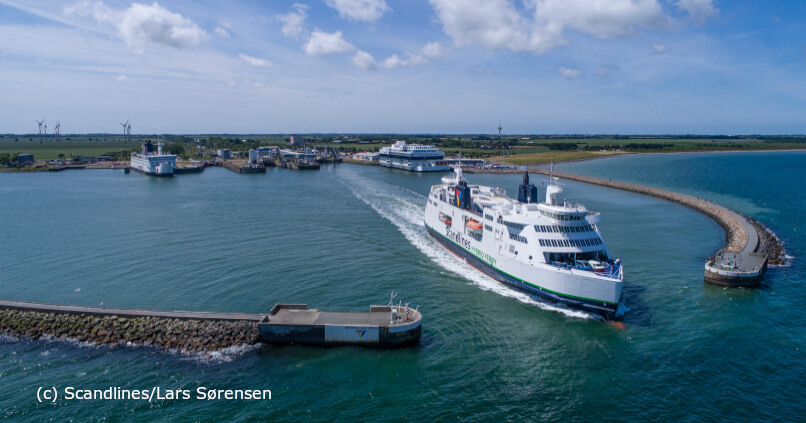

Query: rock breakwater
[{"left": 0, "top": 308, "right": 259, "bottom": 352}]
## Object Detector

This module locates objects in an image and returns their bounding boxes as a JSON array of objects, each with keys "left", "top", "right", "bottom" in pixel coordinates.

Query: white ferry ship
[
  {"left": 130, "top": 139, "right": 176, "bottom": 177},
  {"left": 378, "top": 141, "right": 450, "bottom": 172},
  {"left": 424, "top": 167, "right": 623, "bottom": 319}
]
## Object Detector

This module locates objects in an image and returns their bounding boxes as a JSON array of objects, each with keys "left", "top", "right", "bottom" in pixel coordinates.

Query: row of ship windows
[
  {"left": 540, "top": 210, "right": 585, "bottom": 221},
  {"left": 539, "top": 238, "right": 602, "bottom": 248},
  {"left": 535, "top": 224, "right": 595, "bottom": 233},
  {"left": 502, "top": 220, "right": 526, "bottom": 230},
  {"left": 509, "top": 234, "right": 528, "bottom": 243},
  {"left": 484, "top": 224, "right": 494, "bottom": 232},
  {"left": 484, "top": 214, "right": 494, "bottom": 221}
]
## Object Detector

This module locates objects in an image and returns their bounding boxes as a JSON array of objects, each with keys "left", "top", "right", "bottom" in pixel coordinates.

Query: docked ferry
[
  {"left": 379, "top": 141, "right": 450, "bottom": 172},
  {"left": 130, "top": 139, "right": 176, "bottom": 177},
  {"left": 424, "top": 167, "right": 623, "bottom": 319}
]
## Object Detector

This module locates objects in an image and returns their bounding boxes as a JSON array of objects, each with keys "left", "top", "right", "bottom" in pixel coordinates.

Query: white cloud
[
  {"left": 277, "top": 3, "right": 309, "bottom": 39},
  {"left": 421, "top": 42, "right": 447, "bottom": 59},
  {"left": 651, "top": 43, "right": 669, "bottom": 54},
  {"left": 429, "top": 0, "right": 678, "bottom": 54},
  {"left": 352, "top": 50, "right": 377, "bottom": 71},
  {"left": 536, "top": 0, "right": 669, "bottom": 39},
  {"left": 378, "top": 43, "right": 447, "bottom": 70},
  {"left": 381, "top": 54, "right": 405, "bottom": 69},
  {"left": 429, "top": 0, "right": 548, "bottom": 53},
  {"left": 304, "top": 30, "right": 355, "bottom": 55},
  {"left": 324, "top": 0, "right": 389, "bottom": 22},
  {"left": 214, "top": 27, "right": 230, "bottom": 38},
  {"left": 65, "top": 1, "right": 207, "bottom": 51},
  {"left": 676, "top": 0, "right": 718, "bottom": 25},
  {"left": 381, "top": 53, "right": 422, "bottom": 69},
  {"left": 115, "top": 74, "right": 129, "bottom": 81},
  {"left": 239, "top": 54, "right": 272, "bottom": 68},
  {"left": 559, "top": 67, "right": 581, "bottom": 79}
]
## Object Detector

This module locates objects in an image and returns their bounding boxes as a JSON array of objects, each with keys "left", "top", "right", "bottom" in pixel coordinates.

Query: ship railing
[{"left": 551, "top": 261, "right": 623, "bottom": 280}]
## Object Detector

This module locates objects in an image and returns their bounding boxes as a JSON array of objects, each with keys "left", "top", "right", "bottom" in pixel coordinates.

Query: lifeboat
[
  {"left": 466, "top": 219, "right": 482, "bottom": 231},
  {"left": 439, "top": 212, "right": 452, "bottom": 225}
]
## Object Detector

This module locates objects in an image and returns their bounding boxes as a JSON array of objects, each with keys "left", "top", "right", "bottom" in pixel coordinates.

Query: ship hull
[
  {"left": 379, "top": 160, "right": 451, "bottom": 172},
  {"left": 130, "top": 148, "right": 177, "bottom": 177},
  {"left": 130, "top": 166, "right": 174, "bottom": 177},
  {"left": 425, "top": 225, "right": 619, "bottom": 319}
]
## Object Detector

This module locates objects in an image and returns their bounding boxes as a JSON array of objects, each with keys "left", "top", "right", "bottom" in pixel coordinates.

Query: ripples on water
[{"left": 0, "top": 156, "right": 804, "bottom": 421}]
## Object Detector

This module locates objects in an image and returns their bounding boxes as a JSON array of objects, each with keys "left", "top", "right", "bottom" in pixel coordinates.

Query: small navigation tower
[{"left": 387, "top": 290, "right": 399, "bottom": 324}]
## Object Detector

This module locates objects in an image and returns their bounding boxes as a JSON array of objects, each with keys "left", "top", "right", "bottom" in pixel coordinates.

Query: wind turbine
[
  {"left": 54, "top": 122, "right": 61, "bottom": 137},
  {"left": 126, "top": 121, "right": 131, "bottom": 138},
  {"left": 120, "top": 119, "right": 129, "bottom": 142},
  {"left": 498, "top": 119, "right": 502, "bottom": 138},
  {"left": 43, "top": 122, "right": 47, "bottom": 135},
  {"left": 35, "top": 119, "right": 44, "bottom": 137}
]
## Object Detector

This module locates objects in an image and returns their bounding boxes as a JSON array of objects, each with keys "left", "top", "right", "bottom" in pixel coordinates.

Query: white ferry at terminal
[
  {"left": 130, "top": 139, "right": 177, "bottom": 177},
  {"left": 424, "top": 167, "right": 624, "bottom": 319},
  {"left": 379, "top": 141, "right": 450, "bottom": 172}
]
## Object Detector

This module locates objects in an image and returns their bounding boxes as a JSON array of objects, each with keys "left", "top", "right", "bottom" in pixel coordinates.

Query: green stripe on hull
[{"left": 425, "top": 222, "right": 619, "bottom": 306}]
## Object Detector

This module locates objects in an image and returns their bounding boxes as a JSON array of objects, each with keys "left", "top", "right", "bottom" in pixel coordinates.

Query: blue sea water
[{"left": 0, "top": 153, "right": 804, "bottom": 421}]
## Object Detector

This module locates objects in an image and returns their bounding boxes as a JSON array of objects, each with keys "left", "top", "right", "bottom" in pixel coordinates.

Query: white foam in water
[
  {"left": 18, "top": 334, "right": 258, "bottom": 363},
  {"left": 179, "top": 343, "right": 261, "bottom": 364},
  {"left": 343, "top": 173, "right": 595, "bottom": 320}
]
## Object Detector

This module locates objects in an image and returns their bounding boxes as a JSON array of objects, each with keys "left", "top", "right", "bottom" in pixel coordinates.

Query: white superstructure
[
  {"left": 424, "top": 167, "right": 623, "bottom": 319},
  {"left": 130, "top": 139, "right": 176, "bottom": 177},
  {"left": 378, "top": 141, "right": 450, "bottom": 172}
]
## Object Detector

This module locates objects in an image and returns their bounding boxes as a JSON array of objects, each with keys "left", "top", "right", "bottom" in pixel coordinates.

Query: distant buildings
[
  {"left": 216, "top": 148, "right": 232, "bottom": 159},
  {"left": 17, "top": 154, "right": 34, "bottom": 165},
  {"left": 351, "top": 152, "right": 379, "bottom": 162},
  {"left": 289, "top": 135, "right": 305, "bottom": 145}
]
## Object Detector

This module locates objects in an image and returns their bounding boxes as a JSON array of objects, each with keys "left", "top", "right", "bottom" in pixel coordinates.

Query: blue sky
[{"left": 0, "top": 0, "right": 804, "bottom": 134}]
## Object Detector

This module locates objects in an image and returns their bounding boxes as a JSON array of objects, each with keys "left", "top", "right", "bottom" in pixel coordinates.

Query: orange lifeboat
[{"left": 466, "top": 219, "right": 482, "bottom": 231}]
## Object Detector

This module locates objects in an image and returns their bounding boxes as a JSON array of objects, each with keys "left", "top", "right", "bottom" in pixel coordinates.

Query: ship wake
[{"left": 343, "top": 173, "right": 595, "bottom": 320}]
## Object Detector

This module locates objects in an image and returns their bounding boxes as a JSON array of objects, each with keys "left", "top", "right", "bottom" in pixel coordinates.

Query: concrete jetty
[
  {"left": 223, "top": 161, "right": 266, "bottom": 174},
  {"left": 259, "top": 304, "right": 422, "bottom": 348},
  {"left": 532, "top": 169, "right": 771, "bottom": 286},
  {"left": 0, "top": 299, "right": 422, "bottom": 351}
]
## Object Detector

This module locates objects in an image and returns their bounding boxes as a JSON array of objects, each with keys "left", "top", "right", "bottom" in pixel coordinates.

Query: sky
[{"left": 0, "top": 0, "right": 804, "bottom": 135}]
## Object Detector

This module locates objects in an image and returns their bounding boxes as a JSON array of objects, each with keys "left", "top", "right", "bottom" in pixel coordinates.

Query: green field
[
  {"left": 495, "top": 150, "right": 629, "bottom": 165},
  {"left": 0, "top": 136, "right": 139, "bottom": 160}
]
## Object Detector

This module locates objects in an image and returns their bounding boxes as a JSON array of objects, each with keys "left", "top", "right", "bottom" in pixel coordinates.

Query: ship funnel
[{"left": 518, "top": 170, "right": 538, "bottom": 203}]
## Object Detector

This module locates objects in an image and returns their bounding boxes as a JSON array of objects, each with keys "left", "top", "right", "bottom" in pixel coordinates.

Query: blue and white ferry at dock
[
  {"left": 424, "top": 167, "right": 623, "bottom": 319},
  {"left": 130, "top": 139, "right": 177, "bottom": 177},
  {"left": 378, "top": 141, "right": 450, "bottom": 172}
]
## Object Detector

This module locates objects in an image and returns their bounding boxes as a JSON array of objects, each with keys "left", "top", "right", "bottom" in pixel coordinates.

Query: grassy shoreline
[{"left": 2, "top": 134, "right": 805, "bottom": 164}]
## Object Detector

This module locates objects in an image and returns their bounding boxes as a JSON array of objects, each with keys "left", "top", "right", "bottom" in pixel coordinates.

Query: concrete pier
[
  {"left": 259, "top": 304, "right": 422, "bottom": 347},
  {"left": 223, "top": 161, "right": 266, "bottom": 174},
  {"left": 0, "top": 300, "right": 422, "bottom": 351},
  {"left": 532, "top": 169, "right": 771, "bottom": 286}
]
